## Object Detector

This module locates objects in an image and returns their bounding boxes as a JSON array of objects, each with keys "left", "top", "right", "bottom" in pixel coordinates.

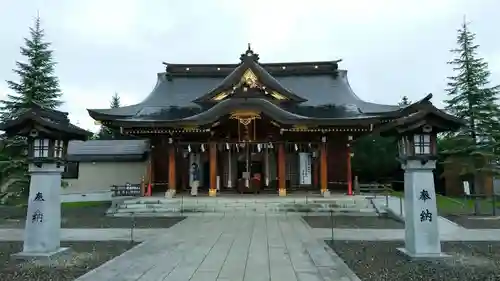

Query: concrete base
[
  {"left": 165, "top": 189, "right": 176, "bottom": 198},
  {"left": 278, "top": 189, "right": 287, "bottom": 197},
  {"left": 11, "top": 247, "right": 70, "bottom": 261},
  {"left": 208, "top": 189, "right": 217, "bottom": 197},
  {"left": 322, "top": 190, "right": 331, "bottom": 197},
  {"left": 397, "top": 247, "right": 450, "bottom": 260}
]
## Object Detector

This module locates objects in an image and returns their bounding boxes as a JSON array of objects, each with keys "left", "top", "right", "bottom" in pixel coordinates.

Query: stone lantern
[
  {"left": 397, "top": 124, "right": 436, "bottom": 162},
  {"left": 0, "top": 103, "right": 91, "bottom": 260},
  {"left": 376, "top": 96, "right": 463, "bottom": 259}
]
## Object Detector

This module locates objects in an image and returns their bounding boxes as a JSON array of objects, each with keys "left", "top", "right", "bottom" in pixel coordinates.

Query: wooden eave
[
  {"left": 0, "top": 111, "right": 91, "bottom": 140},
  {"left": 375, "top": 106, "right": 464, "bottom": 136}
]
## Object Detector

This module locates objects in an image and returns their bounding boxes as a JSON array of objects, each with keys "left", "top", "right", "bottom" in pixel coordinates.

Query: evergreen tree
[
  {"left": 97, "top": 93, "right": 121, "bottom": 139},
  {"left": 442, "top": 19, "right": 500, "bottom": 199},
  {"left": 0, "top": 16, "right": 62, "bottom": 199},
  {"left": 351, "top": 135, "right": 399, "bottom": 182},
  {"left": 399, "top": 96, "right": 410, "bottom": 106},
  {"left": 110, "top": 92, "right": 120, "bottom": 109},
  {"left": 1, "top": 16, "right": 62, "bottom": 119}
]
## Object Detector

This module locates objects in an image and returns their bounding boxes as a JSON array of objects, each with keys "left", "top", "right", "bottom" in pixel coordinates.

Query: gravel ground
[
  {"left": 330, "top": 241, "right": 500, "bottom": 281},
  {"left": 303, "top": 215, "right": 404, "bottom": 229},
  {"left": 445, "top": 215, "right": 500, "bottom": 229},
  {"left": 0, "top": 205, "right": 185, "bottom": 228},
  {"left": 0, "top": 241, "right": 137, "bottom": 281}
]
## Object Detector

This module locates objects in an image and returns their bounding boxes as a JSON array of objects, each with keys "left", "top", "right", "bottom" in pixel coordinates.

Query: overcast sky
[{"left": 1, "top": 0, "right": 500, "bottom": 132}]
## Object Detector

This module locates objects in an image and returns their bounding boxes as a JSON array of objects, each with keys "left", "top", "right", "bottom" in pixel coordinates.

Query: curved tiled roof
[
  {"left": 89, "top": 71, "right": 400, "bottom": 121},
  {"left": 88, "top": 50, "right": 401, "bottom": 122}
]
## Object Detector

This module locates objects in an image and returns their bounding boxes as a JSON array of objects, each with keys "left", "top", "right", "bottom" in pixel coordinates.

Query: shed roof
[{"left": 67, "top": 139, "right": 149, "bottom": 162}]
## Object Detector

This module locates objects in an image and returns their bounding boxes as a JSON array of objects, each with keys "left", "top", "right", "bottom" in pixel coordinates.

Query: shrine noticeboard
[{"left": 299, "top": 152, "right": 312, "bottom": 185}]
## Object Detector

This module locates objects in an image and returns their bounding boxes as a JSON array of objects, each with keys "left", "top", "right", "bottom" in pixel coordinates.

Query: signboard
[
  {"left": 299, "top": 152, "right": 312, "bottom": 185},
  {"left": 463, "top": 181, "right": 471, "bottom": 196},
  {"left": 189, "top": 153, "right": 201, "bottom": 187}
]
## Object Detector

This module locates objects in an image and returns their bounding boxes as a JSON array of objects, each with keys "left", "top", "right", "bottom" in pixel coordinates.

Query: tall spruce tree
[
  {"left": 97, "top": 92, "right": 121, "bottom": 139},
  {"left": 1, "top": 16, "right": 62, "bottom": 119},
  {"left": 442, "top": 19, "right": 500, "bottom": 198},
  {"left": 399, "top": 96, "right": 410, "bottom": 106},
  {"left": 0, "top": 16, "right": 62, "bottom": 198}
]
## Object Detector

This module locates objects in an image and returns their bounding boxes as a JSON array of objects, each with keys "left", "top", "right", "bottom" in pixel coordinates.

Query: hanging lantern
[
  {"left": 397, "top": 125, "right": 436, "bottom": 160},
  {"left": 25, "top": 129, "right": 68, "bottom": 162}
]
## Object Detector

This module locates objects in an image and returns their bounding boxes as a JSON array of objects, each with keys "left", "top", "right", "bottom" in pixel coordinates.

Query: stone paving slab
[
  {"left": 372, "top": 196, "right": 462, "bottom": 234},
  {"left": 0, "top": 228, "right": 166, "bottom": 241},
  {"left": 312, "top": 228, "right": 500, "bottom": 241},
  {"left": 74, "top": 215, "right": 360, "bottom": 281}
]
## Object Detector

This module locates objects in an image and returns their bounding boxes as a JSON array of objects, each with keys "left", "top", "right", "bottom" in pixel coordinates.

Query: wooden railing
[{"left": 353, "top": 176, "right": 392, "bottom": 197}]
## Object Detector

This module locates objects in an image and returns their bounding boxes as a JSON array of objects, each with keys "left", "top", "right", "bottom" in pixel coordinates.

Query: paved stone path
[
  {"left": 372, "top": 196, "right": 462, "bottom": 234},
  {"left": 311, "top": 228, "right": 500, "bottom": 241},
  {"left": 74, "top": 215, "right": 360, "bottom": 281},
  {"left": 0, "top": 228, "right": 164, "bottom": 242}
]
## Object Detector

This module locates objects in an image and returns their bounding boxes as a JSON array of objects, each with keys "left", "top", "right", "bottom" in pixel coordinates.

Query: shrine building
[{"left": 73, "top": 46, "right": 460, "bottom": 198}]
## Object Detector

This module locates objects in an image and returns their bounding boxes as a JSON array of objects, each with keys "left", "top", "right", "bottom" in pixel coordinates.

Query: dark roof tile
[{"left": 67, "top": 139, "right": 149, "bottom": 157}]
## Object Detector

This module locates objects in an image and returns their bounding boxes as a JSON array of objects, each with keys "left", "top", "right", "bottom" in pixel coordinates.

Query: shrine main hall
[{"left": 80, "top": 46, "right": 457, "bottom": 198}]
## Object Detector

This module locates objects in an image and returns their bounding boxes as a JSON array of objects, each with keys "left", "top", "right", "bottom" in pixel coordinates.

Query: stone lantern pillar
[
  {"left": 375, "top": 97, "right": 464, "bottom": 259},
  {"left": 395, "top": 125, "right": 445, "bottom": 258},
  {"left": 0, "top": 104, "right": 91, "bottom": 260}
]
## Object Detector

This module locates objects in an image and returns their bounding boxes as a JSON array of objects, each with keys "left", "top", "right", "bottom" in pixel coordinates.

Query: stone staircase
[{"left": 108, "top": 195, "right": 377, "bottom": 216}]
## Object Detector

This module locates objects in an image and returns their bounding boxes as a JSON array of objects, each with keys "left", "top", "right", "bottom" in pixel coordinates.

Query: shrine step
[{"left": 108, "top": 195, "right": 376, "bottom": 216}]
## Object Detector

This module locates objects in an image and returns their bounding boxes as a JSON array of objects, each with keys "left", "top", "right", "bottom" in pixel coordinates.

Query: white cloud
[
  {"left": 0, "top": 85, "right": 8, "bottom": 101},
  {"left": 60, "top": 0, "right": 141, "bottom": 45},
  {"left": 2, "top": 0, "right": 500, "bottom": 131},
  {"left": 60, "top": 84, "right": 141, "bottom": 132}
]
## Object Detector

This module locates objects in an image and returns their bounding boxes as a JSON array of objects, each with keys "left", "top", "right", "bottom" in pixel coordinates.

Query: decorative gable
[
  {"left": 193, "top": 45, "right": 306, "bottom": 105},
  {"left": 211, "top": 68, "right": 289, "bottom": 102}
]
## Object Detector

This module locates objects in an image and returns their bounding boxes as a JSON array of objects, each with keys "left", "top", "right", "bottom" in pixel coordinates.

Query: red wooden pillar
[
  {"left": 168, "top": 144, "right": 176, "bottom": 192},
  {"left": 148, "top": 150, "right": 154, "bottom": 196},
  {"left": 346, "top": 137, "right": 353, "bottom": 196},
  {"left": 313, "top": 152, "right": 319, "bottom": 188},
  {"left": 209, "top": 142, "right": 217, "bottom": 196},
  {"left": 320, "top": 139, "right": 328, "bottom": 194},
  {"left": 144, "top": 143, "right": 154, "bottom": 196},
  {"left": 278, "top": 143, "right": 286, "bottom": 196}
]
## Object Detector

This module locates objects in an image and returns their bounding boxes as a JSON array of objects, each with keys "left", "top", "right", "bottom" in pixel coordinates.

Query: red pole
[
  {"left": 347, "top": 145, "right": 353, "bottom": 196},
  {"left": 147, "top": 183, "right": 152, "bottom": 196}
]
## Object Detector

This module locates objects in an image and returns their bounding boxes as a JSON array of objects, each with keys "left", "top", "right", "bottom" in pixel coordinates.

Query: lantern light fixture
[
  {"left": 27, "top": 130, "right": 68, "bottom": 164},
  {"left": 397, "top": 125, "right": 435, "bottom": 161}
]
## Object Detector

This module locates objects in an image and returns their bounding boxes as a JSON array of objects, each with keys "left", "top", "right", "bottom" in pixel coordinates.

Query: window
[
  {"left": 62, "top": 162, "right": 79, "bottom": 179},
  {"left": 413, "top": 134, "right": 431, "bottom": 155},
  {"left": 398, "top": 136, "right": 410, "bottom": 156},
  {"left": 33, "top": 139, "right": 49, "bottom": 158},
  {"left": 54, "top": 140, "right": 64, "bottom": 158}
]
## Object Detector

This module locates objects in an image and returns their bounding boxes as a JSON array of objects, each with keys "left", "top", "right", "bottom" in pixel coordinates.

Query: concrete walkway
[
  {"left": 74, "top": 215, "right": 360, "bottom": 281},
  {"left": 372, "top": 196, "right": 462, "bottom": 234},
  {"left": 2, "top": 224, "right": 500, "bottom": 243},
  {"left": 311, "top": 228, "right": 500, "bottom": 241},
  {"left": 0, "top": 228, "right": 164, "bottom": 242}
]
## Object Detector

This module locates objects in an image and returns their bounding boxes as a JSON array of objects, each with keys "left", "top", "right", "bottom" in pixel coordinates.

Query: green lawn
[
  {"left": 390, "top": 191, "right": 499, "bottom": 215},
  {"left": 3, "top": 197, "right": 110, "bottom": 208},
  {"left": 61, "top": 201, "right": 111, "bottom": 208}
]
